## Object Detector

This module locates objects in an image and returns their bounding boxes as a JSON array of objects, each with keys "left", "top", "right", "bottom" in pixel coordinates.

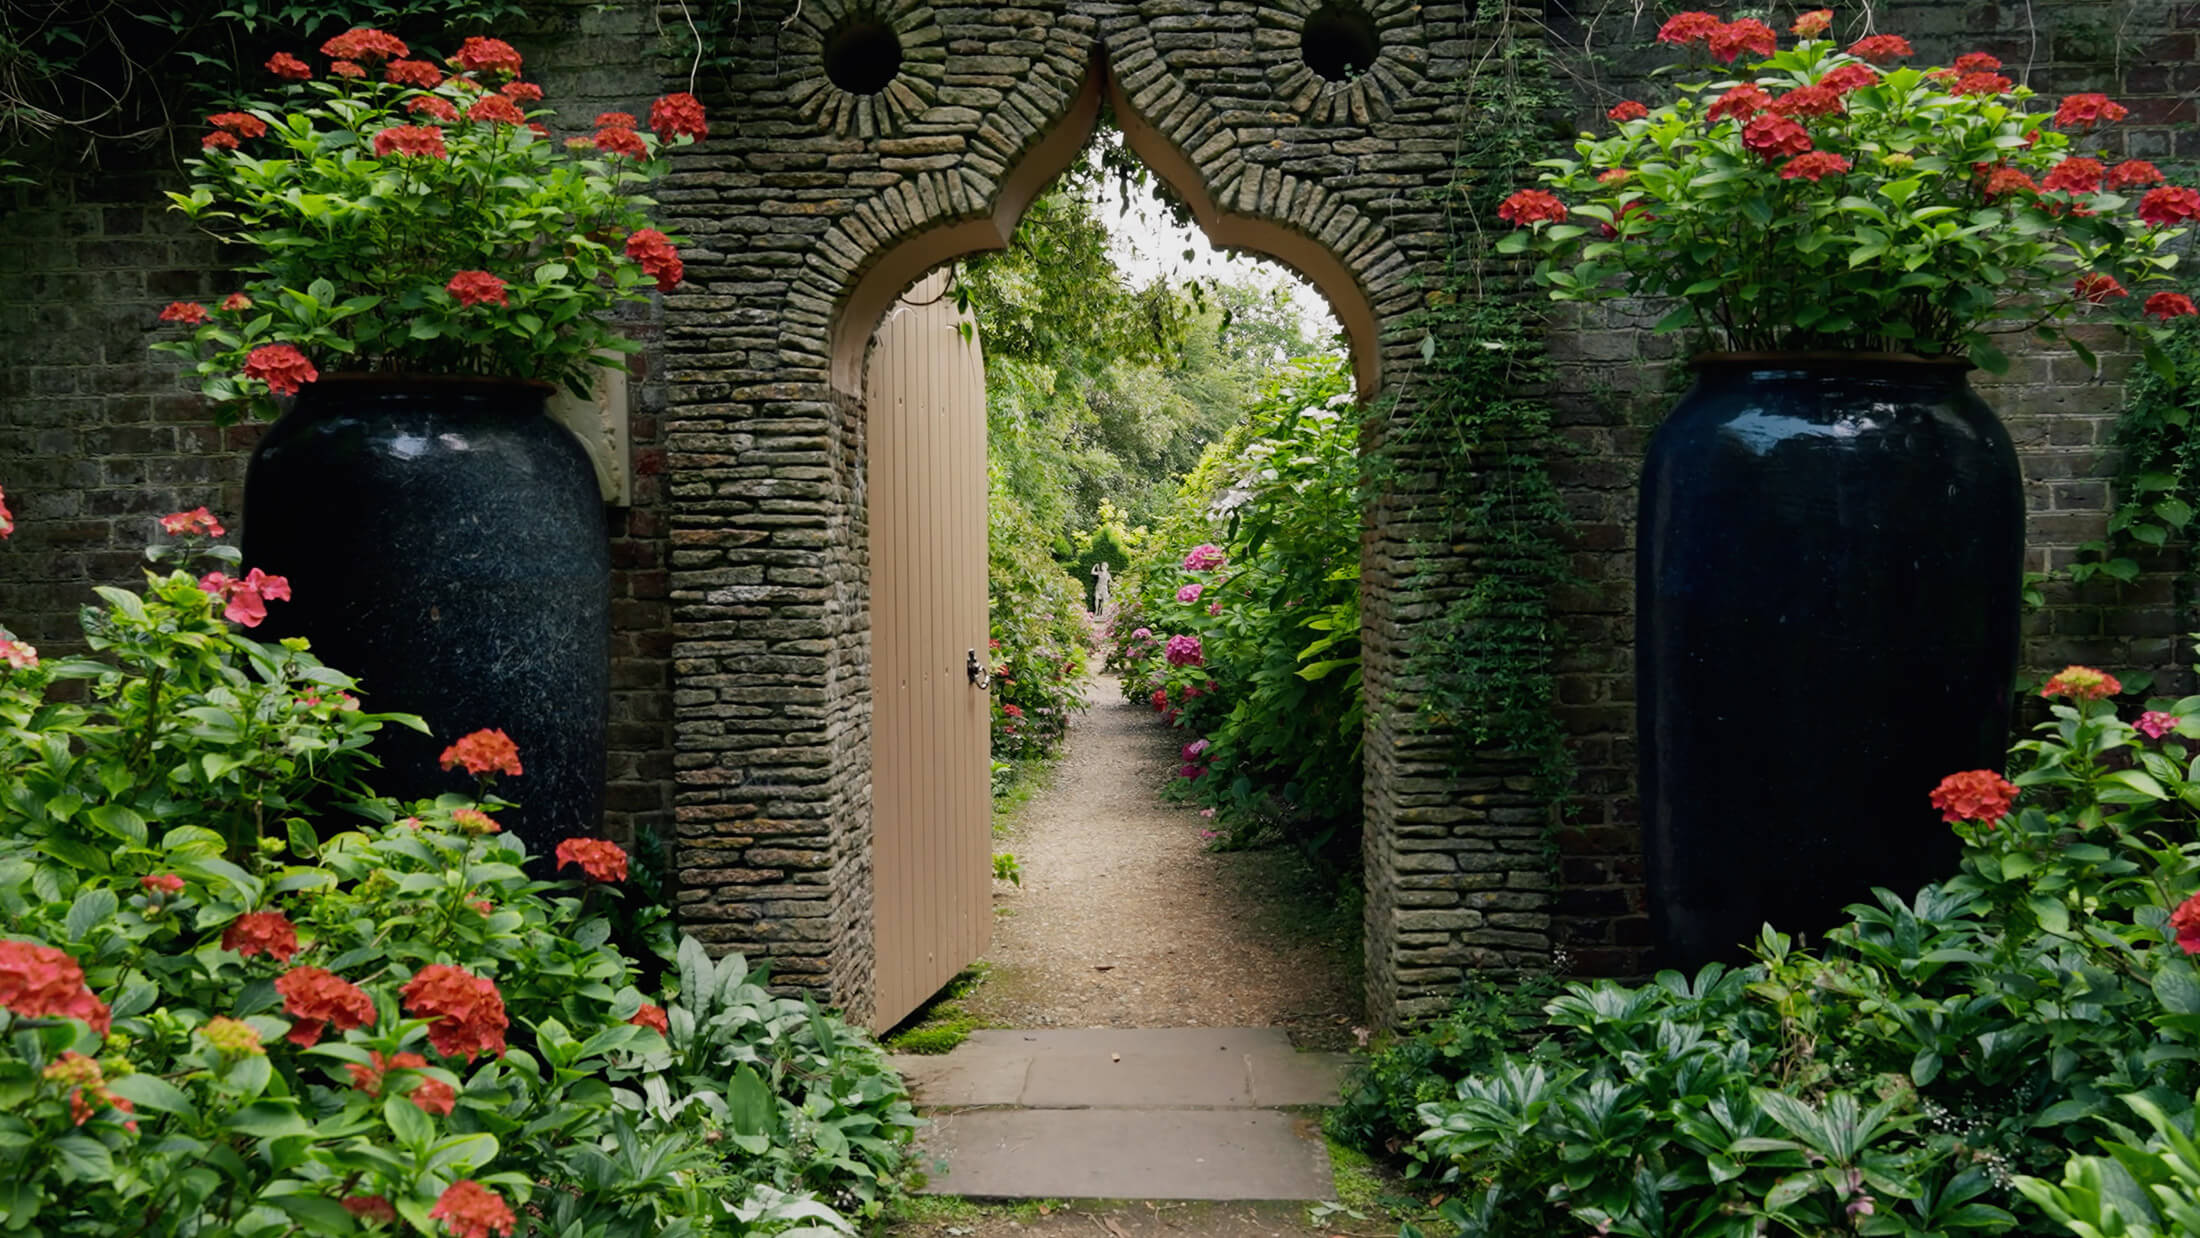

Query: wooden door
[{"left": 867, "top": 271, "right": 991, "bottom": 1032}]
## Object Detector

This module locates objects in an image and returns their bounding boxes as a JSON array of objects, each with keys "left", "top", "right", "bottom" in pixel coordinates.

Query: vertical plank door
[{"left": 867, "top": 270, "right": 991, "bottom": 1032}]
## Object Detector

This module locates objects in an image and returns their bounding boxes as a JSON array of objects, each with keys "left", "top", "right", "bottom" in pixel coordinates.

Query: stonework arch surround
[{"left": 661, "top": 0, "right": 1547, "bottom": 1029}]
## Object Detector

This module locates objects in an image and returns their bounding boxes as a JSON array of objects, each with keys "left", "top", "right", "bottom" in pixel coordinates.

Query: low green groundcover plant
[
  {"left": 0, "top": 510, "right": 915, "bottom": 1234},
  {"left": 1339, "top": 663, "right": 2200, "bottom": 1236}
]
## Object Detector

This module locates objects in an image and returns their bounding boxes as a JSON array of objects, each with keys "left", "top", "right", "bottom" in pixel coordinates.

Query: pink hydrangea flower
[
  {"left": 1164, "top": 634, "right": 1203, "bottom": 667},
  {"left": 1182, "top": 739, "right": 1210, "bottom": 761},
  {"left": 1177, "top": 583, "right": 1204, "bottom": 604},
  {"left": 1182, "top": 544, "right": 1226, "bottom": 571},
  {"left": 2137, "top": 711, "right": 2182, "bottom": 740}
]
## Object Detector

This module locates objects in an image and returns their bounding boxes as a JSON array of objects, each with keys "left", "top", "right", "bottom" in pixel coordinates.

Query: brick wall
[
  {"left": 1540, "top": 0, "right": 2198, "bottom": 977},
  {"left": 0, "top": 0, "right": 676, "bottom": 856}
]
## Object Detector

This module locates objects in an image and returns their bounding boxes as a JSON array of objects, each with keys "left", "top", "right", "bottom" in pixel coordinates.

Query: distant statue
[{"left": 1090, "top": 562, "right": 1113, "bottom": 614}]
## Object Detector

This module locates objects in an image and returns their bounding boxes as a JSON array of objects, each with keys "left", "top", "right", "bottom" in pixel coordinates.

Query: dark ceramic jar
[
  {"left": 242, "top": 376, "right": 609, "bottom": 856},
  {"left": 1636, "top": 354, "right": 2023, "bottom": 969}
]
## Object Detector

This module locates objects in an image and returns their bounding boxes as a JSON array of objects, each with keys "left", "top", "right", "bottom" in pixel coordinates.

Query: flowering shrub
[
  {"left": 0, "top": 511, "right": 910, "bottom": 1234},
  {"left": 1498, "top": 19, "right": 2195, "bottom": 369},
  {"left": 152, "top": 27, "right": 707, "bottom": 419},
  {"left": 1109, "top": 359, "right": 1361, "bottom": 851},
  {"left": 1356, "top": 664, "right": 2200, "bottom": 1237},
  {"left": 987, "top": 497, "right": 1090, "bottom": 765}
]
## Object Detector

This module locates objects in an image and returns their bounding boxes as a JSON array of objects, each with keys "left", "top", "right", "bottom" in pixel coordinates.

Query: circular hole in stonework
[
  {"left": 1300, "top": 3, "right": 1381, "bottom": 82},
  {"left": 823, "top": 18, "right": 904, "bottom": 95}
]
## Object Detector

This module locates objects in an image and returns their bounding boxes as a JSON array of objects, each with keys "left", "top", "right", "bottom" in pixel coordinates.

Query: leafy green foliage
[
  {"left": 2072, "top": 317, "right": 2200, "bottom": 586},
  {"left": 986, "top": 496, "right": 1090, "bottom": 763},
  {"left": 154, "top": 50, "right": 697, "bottom": 418},
  {"left": 0, "top": 538, "right": 910, "bottom": 1234},
  {"left": 1500, "top": 34, "right": 2193, "bottom": 364},
  {"left": 1105, "top": 359, "right": 1363, "bottom": 852},
  {"left": 1357, "top": 677, "right": 2200, "bottom": 1237}
]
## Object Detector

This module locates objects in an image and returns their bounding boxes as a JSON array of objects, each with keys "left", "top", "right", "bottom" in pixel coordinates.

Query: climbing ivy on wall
[{"left": 1388, "top": 17, "right": 1575, "bottom": 797}]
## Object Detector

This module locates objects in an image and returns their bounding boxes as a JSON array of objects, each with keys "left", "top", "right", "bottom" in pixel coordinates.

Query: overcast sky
[{"left": 1092, "top": 167, "right": 1342, "bottom": 342}]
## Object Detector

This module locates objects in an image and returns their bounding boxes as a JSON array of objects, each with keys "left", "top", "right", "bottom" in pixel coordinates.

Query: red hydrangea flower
[
  {"left": 1928, "top": 769, "right": 2018, "bottom": 824},
  {"left": 198, "top": 566, "right": 292, "bottom": 627},
  {"left": 501, "top": 80, "right": 543, "bottom": 104},
  {"left": 451, "top": 807, "right": 501, "bottom": 835},
  {"left": 1741, "top": 113, "right": 1813, "bottom": 160},
  {"left": 1497, "top": 188, "right": 1568, "bottom": 226},
  {"left": 1953, "top": 51, "right": 2003, "bottom": 72},
  {"left": 406, "top": 95, "right": 460, "bottom": 122},
  {"left": 266, "top": 51, "right": 312, "bottom": 80},
  {"left": 0, "top": 940, "right": 111, "bottom": 1033},
  {"left": 1606, "top": 100, "right": 1649, "bottom": 122},
  {"left": 452, "top": 36, "right": 523, "bottom": 76},
  {"left": 1779, "top": 151, "right": 1852, "bottom": 181},
  {"left": 594, "top": 111, "right": 638, "bottom": 130},
  {"left": 1819, "top": 63, "right": 1879, "bottom": 93},
  {"left": 2074, "top": 273, "right": 2129, "bottom": 304},
  {"left": 590, "top": 126, "right": 648, "bottom": 158},
  {"left": 2041, "top": 665, "right": 2122, "bottom": 700},
  {"left": 1708, "top": 18, "right": 1777, "bottom": 63},
  {"left": 1598, "top": 199, "right": 1654, "bottom": 238},
  {"left": 0, "top": 636, "right": 34, "bottom": 669},
  {"left": 343, "top": 1197, "right": 398, "bottom": 1223},
  {"left": 201, "top": 131, "right": 240, "bottom": 152},
  {"left": 1707, "top": 83, "right": 1774, "bottom": 123},
  {"left": 2137, "top": 711, "right": 2182, "bottom": 740},
  {"left": 630, "top": 1003, "right": 670, "bottom": 1034},
  {"left": 1984, "top": 167, "right": 2039, "bottom": 199},
  {"left": 276, "top": 966, "right": 376, "bottom": 1047},
  {"left": 2138, "top": 186, "right": 2200, "bottom": 226},
  {"left": 440, "top": 728, "right": 522, "bottom": 777},
  {"left": 386, "top": 59, "right": 444, "bottom": 88},
  {"left": 411, "top": 1075, "right": 457, "bottom": 1115},
  {"left": 2055, "top": 92, "right": 2129, "bottom": 129},
  {"left": 650, "top": 92, "right": 710, "bottom": 140},
  {"left": 160, "top": 507, "right": 224, "bottom": 536},
  {"left": 139, "top": 873, "right": 185, "bottom": 894},
  {"left": 466, "top": 95, "right": 526, "bottom": 126},
  {"left": 242, "top": 343, "right": 319, "bottom": 395},
  {"left": 555, "top": 837, "right": 630, "bottom": 882},
  {"left": 221, "top": 910, "right": 300, "bottom": 961},
  {"left": 2148, "top": 292, "right": 2199, "bottom": 320},
  {"left": 160, "top": 301, "right": 209, "bottom": 325},
  {"left": 624, "top": 228, "right": 684, "bottom": 291},
  {"left": 431, "top": 1181, "right": 516, "bottom": 1238},
  {"left": 1952, "top": 71, "right": 2013, "bottom": 96},
  {"left": 1791, "top": 9, "right": 1833, "bottom": 36},
  {"left": 1597, "top": 168, "right": 1631, "bottom": 185},
  {"left": 446, "top": 270, "right": 509, "bottom": 307},
  {"left": 347, "top": 1048, "right": 428, "bottom": 1096},
  {"left": 1001, "top": 703, "right": 1024, "bottom": 718},
  {"left": 207, "top": 111, "right": 268, "bottom": 139},
  {"left": 402, "top": 965, "right": 509, "bottom": 1061},
  {"left": 322, "top": 28, "right": 408, "bottom": 62},
  {"left": 1655, "top": 11, "right": 1722, "bottom": 44},
  {"left": 329, "top": 60, "right": 366, "bottom": 79},
  {"left": 1151, "top": 689, "right": 1168, "bottom": 710},
  {"left": 1769, "top": 85, "right": 1844, "bottom": 117},
  {"left": 2042, "top": 156, "right": 2105, "bottom": 195},
  {"left": 1847, "top": 34, "right": 1914, "bottom": 62},
  {"left": 2172, "top": 892, "right": 2200, "bottom": 953},
  {"left": 2107, "top": 160, "right": 2166, "bottom": 190},
  {"left": 220, "top": 292, "right": 252, "bottom": 311}
]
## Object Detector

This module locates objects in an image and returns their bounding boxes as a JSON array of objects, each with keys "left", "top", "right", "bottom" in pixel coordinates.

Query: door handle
[{"left": 966, "top": 649, "right": 992, "bottom": 689}]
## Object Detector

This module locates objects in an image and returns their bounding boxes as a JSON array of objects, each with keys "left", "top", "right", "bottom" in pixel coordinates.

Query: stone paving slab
[
  {"left": 913, "top": 1108, "right": 1335, "bottom": 1200},
  {"left": 892, "top": 1028, "right": 1351, "bottom": 1109}
]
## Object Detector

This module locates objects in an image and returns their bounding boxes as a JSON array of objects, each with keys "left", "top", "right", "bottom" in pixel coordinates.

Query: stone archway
[{"left": 660, "top": 0, "right": 1554, "bottom": 1028}]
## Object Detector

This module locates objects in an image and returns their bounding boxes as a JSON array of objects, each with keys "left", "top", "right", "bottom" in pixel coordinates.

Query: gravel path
[{"left": 962, "top": 675, "right": 1362, "bottom": 1046}]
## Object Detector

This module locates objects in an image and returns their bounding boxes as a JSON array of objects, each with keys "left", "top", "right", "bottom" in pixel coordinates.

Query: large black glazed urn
[
  {"left": 1636, "top": 355, "right": 2023, "bottom": 970},
  {"left": 243, "top": 376, "right": 610, "bottom": 854}
]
